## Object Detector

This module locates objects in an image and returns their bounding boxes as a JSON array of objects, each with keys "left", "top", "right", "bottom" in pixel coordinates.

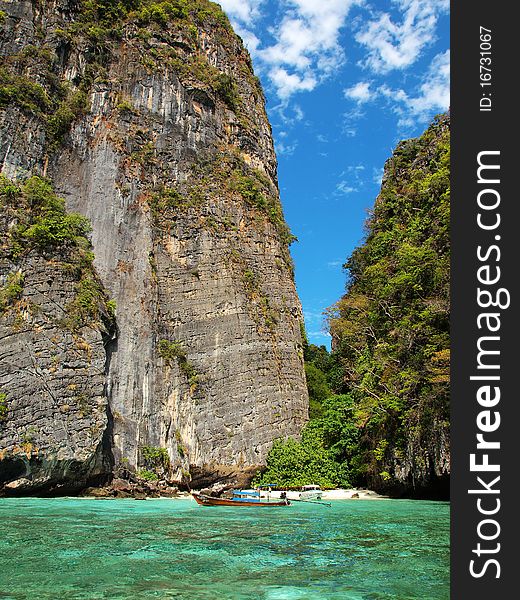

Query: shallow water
[{"left": 0, "top": 497, "right": 449, "bottom": 599}]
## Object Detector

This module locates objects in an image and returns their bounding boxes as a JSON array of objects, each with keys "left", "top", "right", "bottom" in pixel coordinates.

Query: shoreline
[
  {"left": 253, "top": 488, "right": 387, "bottom": 501},
  {"left": 166, "top": 488, "right": 388, "bottom": 501},
  {"left": 0, "top": 490, "right": 452, "bottom": 501},
  {"left": 62, "top": 489, "right": 386, "bottom": 501}
]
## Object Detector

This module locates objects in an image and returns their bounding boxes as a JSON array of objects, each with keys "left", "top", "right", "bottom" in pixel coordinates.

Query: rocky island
[{"left": 0, "top": 0, "right": 308, "bottom": 496}]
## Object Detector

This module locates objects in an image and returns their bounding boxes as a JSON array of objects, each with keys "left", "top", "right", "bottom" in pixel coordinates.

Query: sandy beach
[
  {"left": 257, "top": 488, "right": 387, "bottom": 501},
  {"left": 175, "top": 488, "right": 386, "bottom": 501}
]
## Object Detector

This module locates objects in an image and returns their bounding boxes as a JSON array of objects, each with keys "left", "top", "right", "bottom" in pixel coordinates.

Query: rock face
[
  {"left": 0, "top": 0, "right": 308, "bottom": 494},
  {"left": 0, "top": 254, "right": 112, "bottom": 496},
  {"left": 0, "top": 176, "right": 115, "bottom": 495}
]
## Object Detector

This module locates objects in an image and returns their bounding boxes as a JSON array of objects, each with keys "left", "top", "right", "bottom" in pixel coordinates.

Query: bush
[
  {"left": 158, "top": 339, "right": 198, "bottom": 390},
  {"left": 0, "top": 174, "right": 112, "bottom": 329},
  {"left": 0, "top": 176, "right": 91, "bottom": 249},
  {"left": 134, "top": 1, "right": 189, "bottom": 26},
  {"left": 214, "top": 73, "right": 239, "bottom": 109},
  {"left": 305, "top": 363, "right": 331, "bottom": 418},
  {"left": 46, "top": 90, "right": 88, "bottom": 147},
  {"left": 158, "top": 339, "right": 186, "bottom": 364},
  {"left": 21, "top": 212, "right": 91, "bottom": 248},
  {"left": 229, "top": 171, "right": 267, "bottom": 211},
  {"left": 142, "top": 445, "right": 170, "bottom": 470},
  {"left": 11, "top": 177, "right": 92, "bottom": 249},
  {"left": 137, "top": 468, "right": 159, "bottom": 482},
  {"left": 256, "top": 395, "right": 360, "bottom": 489},
  {"left": 255, "top": 426, "right": 349, "bottom": 490},
  {"left": 0, "top": 68, "right": 50, "bottom": 113},
  {"left": 150, "top": 187, "right": 192, "bottom": 215},
  {"left": 0, "top": 392, "right": 8, "bottom": 421},
  {"left": 0, "top": 271, "right": 24, "bottom": 313},
  {"left": 66, "top": 277, "right": 105, "bottom": 327},
  {"left": 21, "top": 176, "right": 57, "bottom": 209},
  {"left": 116, "top": 99, "right": 136, "bottom": 114},
  {"left": 106, "top": 299, "right": 117, "bottom": 317},
  {"left": 0, "top": 175, "right": 20, "bottom": 203}
]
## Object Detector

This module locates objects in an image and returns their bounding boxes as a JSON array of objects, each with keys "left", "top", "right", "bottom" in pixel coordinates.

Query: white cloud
[
  {"left": 270, "top": 67, "right": 317, "bottom": 99},
  {"left": 219, "top": 0, "right": 449, "bottom": 119},
  {"left": 342, "top": 50, "right": 449, "bottom": 129},
  {"left": 218, "top": 0, "right": 264, "bottom": 26},
  {"left": 336, "top": 181, "right": 357, "bottom": 195},
  {"left": 304, "top": 309, "right": 325, "bottom": 326},
  {"left": 220, "top": 0, "right": 361, "bottom": 101},
  {"left": 373, "top": 166, "right": 385, "bottom": 185},
  {"left": 327, "top": 260, "right": 342, "bottom": 268},
  {"left": 304, "top": 309, "right": 331, "bottom": 341},
  {"left": 308, "top": 331, "right": 332, "bottom": 340},
  {"left": 219, "top": 0, "right": 264, "bottom": 53},
  {"left": 342, "top": 106, "right": 365, "bottom": 138},
  {"left": 408, "top": 49, "right": 450, "bottom": 116},
  {"left": 355, "top": 0, "right": 449, "bottom": 73},
  {"left": 258, "top": 1, "right": 362, "bottom": 99},
  {"left": 275, "top": 138, "right": 298, "bottom": 156},
  {"left": 379, "top": 50, "right": 450, "bottom": 127},
  {"left": 237, "top": 28, "right": 261, "bottom": 53},
  {"left": 293, "top": 105, "right": 305, "bottom": 121},
  {"left": 340, "top": 164, "right": 365, "bottom": 177},
  {"left": 336, "top": 164, "right": 367, "bottom": 194},
  {"left": 343, "top": 105, "right": 366, "bottom": 121},
  {"left": 271, "top": 103, "right": 305, "bottom": 126},
  {"left": 344, "top": 81, "right": 372, "bottom": 103}
]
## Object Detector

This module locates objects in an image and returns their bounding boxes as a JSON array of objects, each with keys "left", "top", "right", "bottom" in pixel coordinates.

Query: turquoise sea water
[{"left": 0, "top": 497, "right": 449, "bottom": 600}]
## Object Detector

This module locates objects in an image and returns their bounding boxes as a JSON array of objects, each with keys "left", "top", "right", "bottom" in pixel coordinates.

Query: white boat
[{"left": 299, "top": 484, "right": 322, "bottom": 500}]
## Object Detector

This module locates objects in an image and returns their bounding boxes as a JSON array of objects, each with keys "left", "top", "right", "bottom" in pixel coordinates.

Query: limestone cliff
[{"left": 0, "top": 0, "right": 308, "bottom": 495}]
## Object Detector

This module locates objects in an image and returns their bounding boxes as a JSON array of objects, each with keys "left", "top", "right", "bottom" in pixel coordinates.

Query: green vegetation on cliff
[
  {"left": 72, "top": 0, "right": 262, "bottom": 112},
  {"left": 0, "top": 0, "right": 262, "bottom": 153},
  {"left": 77, "top": 0, "right": 232, "bottom": 32},
  {"left": 158, "top": 339, "right": 199, "bottom": 390},
  {"left": 0, "top": 175, "right": 113, "bottom": 330},
  {"left": 0, "top": 392, "right": 7, "bottom": 421},
  {"left": 256, "top": 394, "right": 359, "bottom": 489},
  {"left": 328, "top": 114, "right": 450, "bottom": 493},
  {"left": 259, "top": 115, "right": 450, "bottom": 495},
  {"left": 137, "top": 445, "right": 171, "bottom": 481}
]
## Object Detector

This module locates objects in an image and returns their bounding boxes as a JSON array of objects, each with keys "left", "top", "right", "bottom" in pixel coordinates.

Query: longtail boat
[{"left": 192, "top": 490, "right": 290, "bottom": 507}]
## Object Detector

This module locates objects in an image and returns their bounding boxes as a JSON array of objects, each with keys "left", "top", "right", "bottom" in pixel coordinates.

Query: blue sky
[{"left": 219, "top": 0, "right": 450, "bottom": 348}]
